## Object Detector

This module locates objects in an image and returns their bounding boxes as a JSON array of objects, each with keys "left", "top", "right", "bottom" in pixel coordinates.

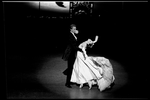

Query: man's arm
[
  {"left": 72, "top": 42, "right": 83, "bottom": 52},
  {"left": 69, "top": 34, "right": 83, "bottom": 52}
]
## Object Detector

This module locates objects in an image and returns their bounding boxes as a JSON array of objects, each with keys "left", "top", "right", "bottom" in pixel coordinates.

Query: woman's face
[{"left": 87, "top": 39, "right": 93, "bottom": 44}]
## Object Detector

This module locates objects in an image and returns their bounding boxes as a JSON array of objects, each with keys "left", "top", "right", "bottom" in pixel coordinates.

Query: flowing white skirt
[{"left": 70, "top": 51, "right": 115, "bottom": 91}]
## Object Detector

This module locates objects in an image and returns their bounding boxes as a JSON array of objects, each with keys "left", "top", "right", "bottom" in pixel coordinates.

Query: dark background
[
  {"left": 3, "top": 1, "right": 148, "bottom": 99},
  {"left": 4, "top": 2, "right": 148, "bottom": 68}
]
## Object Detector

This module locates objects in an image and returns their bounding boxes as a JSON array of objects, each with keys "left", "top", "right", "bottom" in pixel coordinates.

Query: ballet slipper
[
  {"left": 88, "top": 82, "right": 92, "bottom": 89},
  {"left": 79, "top": 84, "right": 83, "bottom": 88}
]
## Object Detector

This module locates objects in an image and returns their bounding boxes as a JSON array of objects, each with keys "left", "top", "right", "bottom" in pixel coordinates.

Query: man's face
[{"left": 71, "top": 26, "right": 78, "bottom": 34}]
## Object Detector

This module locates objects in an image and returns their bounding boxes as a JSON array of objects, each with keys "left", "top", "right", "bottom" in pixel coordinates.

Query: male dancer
[{"left": 62, "top": 24, "right": 82, "bottom": 88}]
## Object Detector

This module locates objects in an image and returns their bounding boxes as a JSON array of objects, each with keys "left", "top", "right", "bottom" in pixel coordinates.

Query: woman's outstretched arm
[
  {"left": 93, "top": 35, "right": 99, "bottom": 43},
  {"left": 79, "top": 42, "right": 88, "bottom": 60}
]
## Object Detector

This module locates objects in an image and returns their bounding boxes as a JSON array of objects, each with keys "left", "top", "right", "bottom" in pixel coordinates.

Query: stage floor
[{"left": 6, "top": 53, "right": 148, "bottom": 99}]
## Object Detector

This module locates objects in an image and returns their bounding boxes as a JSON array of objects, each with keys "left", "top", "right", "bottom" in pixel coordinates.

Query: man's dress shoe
[{"left": 65, "top": 84, "right": 72, "bottom": 88}]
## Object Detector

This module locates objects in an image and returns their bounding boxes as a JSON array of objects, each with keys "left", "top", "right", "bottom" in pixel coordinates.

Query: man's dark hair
[{"left": 70, "top": 24, "right": 76, "bottom": 29}]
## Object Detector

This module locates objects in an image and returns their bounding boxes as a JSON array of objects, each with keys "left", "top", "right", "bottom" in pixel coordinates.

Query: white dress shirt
[{"left": 71, "top": 31, "right": 77, "bottom": 40}]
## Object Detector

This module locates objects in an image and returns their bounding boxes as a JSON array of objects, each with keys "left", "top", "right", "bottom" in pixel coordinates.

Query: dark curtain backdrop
[{"left": 4, "top": 2, "right": 148, "bottom": 78}]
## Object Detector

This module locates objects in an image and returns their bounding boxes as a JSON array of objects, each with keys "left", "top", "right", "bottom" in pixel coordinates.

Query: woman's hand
[
  {"left": 84, "top": 54, "right": 88, "bottom": 60},
  {"left": 84, "top": 55, "right": 86, "bottom": 60},
  {"left": 82, "top": 48, "right": 87, "bottom": 60}
]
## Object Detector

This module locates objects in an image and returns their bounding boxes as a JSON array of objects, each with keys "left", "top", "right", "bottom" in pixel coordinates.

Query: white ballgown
[{"left": 70, "top": 42, "right": 115, "bottom": 91}]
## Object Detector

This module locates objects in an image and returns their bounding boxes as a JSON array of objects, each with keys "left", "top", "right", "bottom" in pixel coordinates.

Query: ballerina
[{"left": 70, "top": 35, "right": 115, "bottom": 91}]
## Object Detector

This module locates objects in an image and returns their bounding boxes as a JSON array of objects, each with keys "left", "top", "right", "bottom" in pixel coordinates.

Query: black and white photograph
[{"left": 3, "top": 1, "right": 148, "bottom": 99}]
